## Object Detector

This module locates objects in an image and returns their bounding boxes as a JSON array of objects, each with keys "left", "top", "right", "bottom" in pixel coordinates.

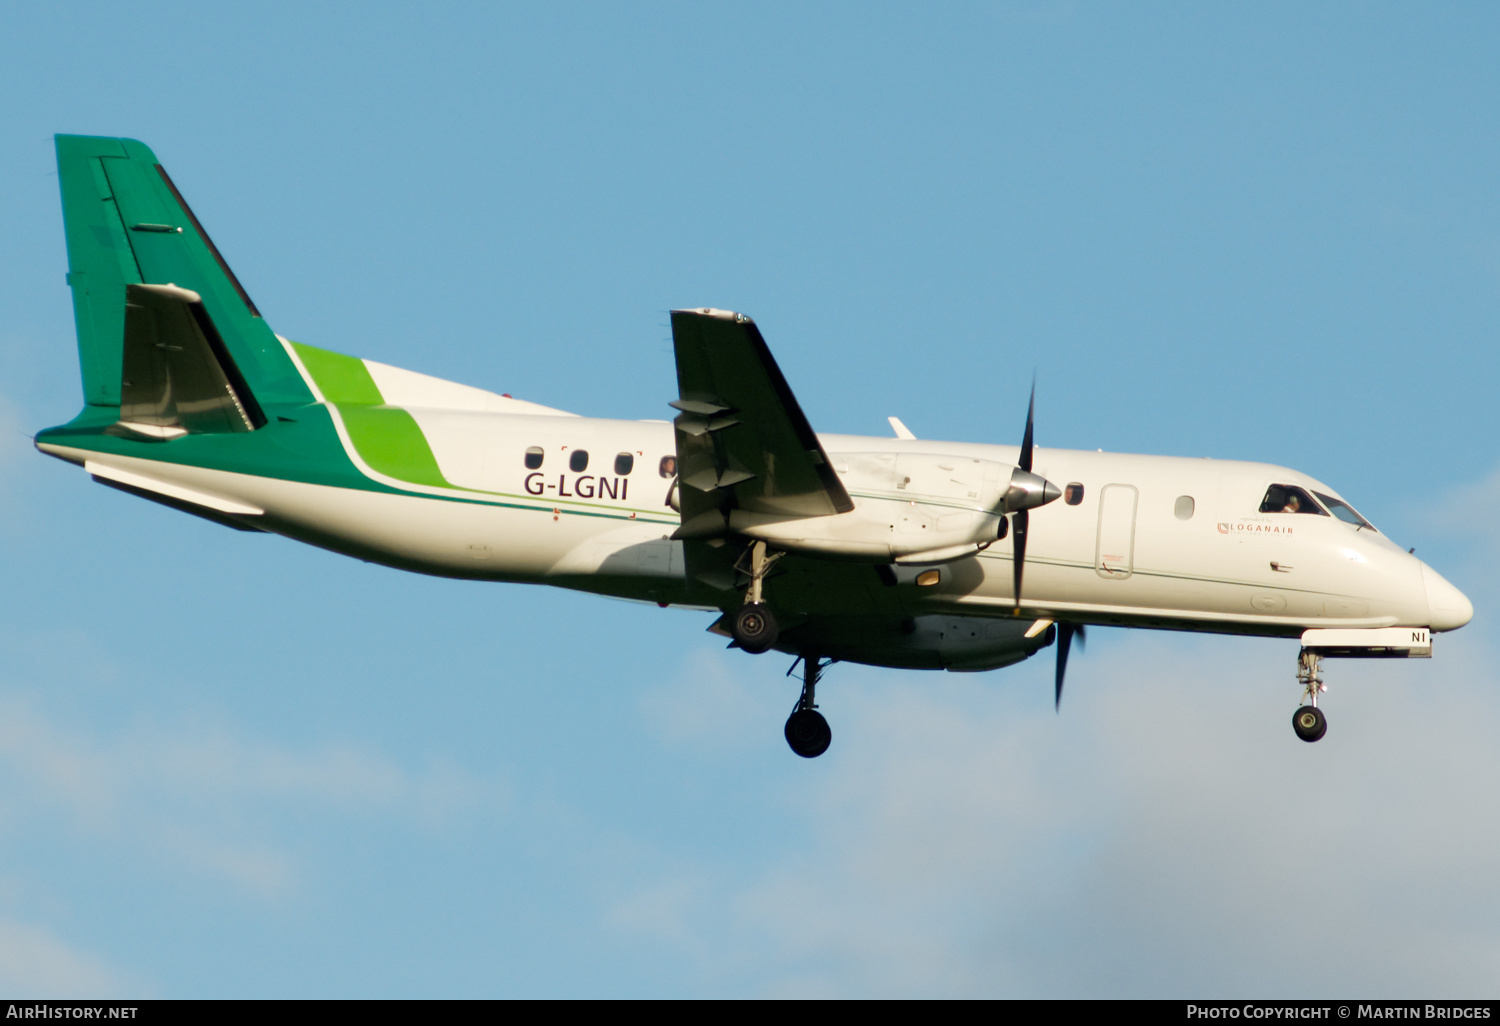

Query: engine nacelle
[
  {"left": 774, "top": 612, "right": 1054, "bottom": 671},
  {"left": 728, "top": 452, "right": 1016, "bottom": 563}
]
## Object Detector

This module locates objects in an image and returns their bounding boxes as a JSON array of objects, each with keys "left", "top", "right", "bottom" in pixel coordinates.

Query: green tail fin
[{"left": 55, "top": 135, "right": 313, "bottom": 410}]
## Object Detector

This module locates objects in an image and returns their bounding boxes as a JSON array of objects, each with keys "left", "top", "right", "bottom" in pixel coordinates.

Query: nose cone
[{"left": 1421, "top": 563, "right": 1473, "bottom": 632}]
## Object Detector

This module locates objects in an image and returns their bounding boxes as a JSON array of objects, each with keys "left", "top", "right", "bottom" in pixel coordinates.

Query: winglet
[{"left": 888, "top": 416, "right": 916, "bottom": 440}]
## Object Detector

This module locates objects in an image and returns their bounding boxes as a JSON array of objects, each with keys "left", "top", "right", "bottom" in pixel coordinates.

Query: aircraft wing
[{"left": 669, "top": 309, "right": 854, "bottom": 541}]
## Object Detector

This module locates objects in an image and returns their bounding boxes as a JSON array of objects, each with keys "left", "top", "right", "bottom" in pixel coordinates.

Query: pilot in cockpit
[
  {"left": 1259, "top": 483, "right": 1380, "bottom": 531},
  {"left": 1261, "top": 484, "right": 1320, "bottom": 515}
]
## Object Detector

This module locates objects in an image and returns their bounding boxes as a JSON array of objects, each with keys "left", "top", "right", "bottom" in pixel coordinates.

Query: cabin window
[
  {"left": 1259, "top": 484, "right": 1326, "bottom": 516},
  {"left": 615, "top": 453, "right": 635, "bottom": 476},
  {"left": 569, "top": 450, "right": 589, "bottom": 473},
  {"left": 916, "top": 569, "right": 941, "bottom": 587},
  {"left": 1065, "top": 483, "right": 1085, "bottom": 505},
  {"left": 524, "top": 446, "right": 544, "bottom": 470},
  {"left": 659, "top": 455, "right": 677, "bottom": 478},
  {"left": 1175, "top": 495, "right": 1195, "bottom": 520},
  {"left": 1313, "top": 491, "right": 1377, "bottom": 532}
]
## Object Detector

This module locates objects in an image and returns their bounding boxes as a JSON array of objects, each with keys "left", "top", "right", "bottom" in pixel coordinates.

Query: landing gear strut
[
  {"left": 785, "top": 654, "right": 832, "bottom": 758},
  {"left": 731, "top": 541, "right": 783, "bottom": 654},
  {"left": 1293, "top": 648, "right": 1328, "bottom": 743}
]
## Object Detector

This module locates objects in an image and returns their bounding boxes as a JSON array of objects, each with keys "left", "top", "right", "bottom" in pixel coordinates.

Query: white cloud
[
  {"left": 0, "top": 392, "right": 27, "bottom": 467},
  {"left": 639, "top": 648, "right": 775, "bottom": 754},
  {"left": 0, "top": 919, "right": 142, "bottom": 997},
  {"left": 0, "top": 697, "right": 506, "bottom": 897},
  {"left": 0, "top": 388, "right": 39, "bottom": 533},
  {"left": 610, "top": 631, "right": 1500, "bottom": 997}
]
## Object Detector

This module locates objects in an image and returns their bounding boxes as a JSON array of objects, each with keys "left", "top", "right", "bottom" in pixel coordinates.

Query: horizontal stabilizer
[{"left": 114, "top": 283, "right": 266, "bottom": 437}]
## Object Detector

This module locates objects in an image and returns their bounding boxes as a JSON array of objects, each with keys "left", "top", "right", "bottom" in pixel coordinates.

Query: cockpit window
[
  {"left": 1259, "top": 484, "right": 1327, "bottom": 516},
  {"left": 1313, "top": 491, "right": 1377, "bottom": 532}
]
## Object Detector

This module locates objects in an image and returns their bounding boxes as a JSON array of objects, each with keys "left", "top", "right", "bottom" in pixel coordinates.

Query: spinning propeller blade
[
  {"left": 1010, "top": 383, "right": 1052, "bottom": 611},
  {"left": 992, "top": 381, "right": 1059, "bottom": 612},
  {"left": 1012, "top": 507, "right": 1028, "bottom": 611},
  {"left": 1054, "top": 622, "right": 1086, "bottom": 710},
  {"left": 1019, "top": 383, "right": 1035, "bottom": 474}
]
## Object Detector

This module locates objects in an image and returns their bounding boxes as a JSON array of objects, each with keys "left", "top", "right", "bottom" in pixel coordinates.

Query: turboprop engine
[{"left": 726, "top": 452, "right": 1059, "bottom": 564}]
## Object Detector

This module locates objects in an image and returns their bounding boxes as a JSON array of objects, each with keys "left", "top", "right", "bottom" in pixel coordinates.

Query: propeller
[
  {"left": 1054, "top": 622, "right": 1086, "bottom": 710},
  {"left": 1003, "top": 383, "right": 1061, "bottom": 611},
  {"left": 1013, "top": 386, "right": 1035, "bottom": 609}
]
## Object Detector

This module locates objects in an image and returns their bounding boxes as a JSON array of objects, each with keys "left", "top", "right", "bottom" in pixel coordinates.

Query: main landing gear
[
  {"left": 1293, "top": 648, "right": 1328, "bottom": 743},
  {"left": 785, "top": 655, "right": 832, "bottom": 758},
  {"left": 731, "top": 541, "right": 784, "bottom": 654}
]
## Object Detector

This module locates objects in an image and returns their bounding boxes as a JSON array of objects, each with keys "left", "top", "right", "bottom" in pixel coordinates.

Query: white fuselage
[{"left": 41, "top": 405, "right": 1469, "bottom": 644}]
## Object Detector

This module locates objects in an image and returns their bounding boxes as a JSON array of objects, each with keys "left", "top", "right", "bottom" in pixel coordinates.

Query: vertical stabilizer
[{"left": 55, "top": 135, "right": 313, "bottom": 410}]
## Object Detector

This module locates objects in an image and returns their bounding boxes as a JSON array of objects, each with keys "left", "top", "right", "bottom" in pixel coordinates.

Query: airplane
[{"left": 34, "top": 135, "right": 1474, "bottom": 758}]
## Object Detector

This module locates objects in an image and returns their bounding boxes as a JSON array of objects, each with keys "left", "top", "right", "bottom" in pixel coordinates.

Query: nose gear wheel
[
  {"left": 1293, "top": 705, "right": 1327, "bottom": 742},
  {"left": 1294, "top": 648, "right": 1328, "bottom": 743}
]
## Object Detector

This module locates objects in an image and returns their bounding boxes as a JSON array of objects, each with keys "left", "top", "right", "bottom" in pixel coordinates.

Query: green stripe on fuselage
[
  {"left": 337, "top": 405, "right": 450, "bottom": 488},
  {"left": 290, "top": 341, "right": 451, "bottom": 488},
  {"left": 290, "top": 341, "right": 383, "bottom": 404},
  {"left": 39, "top": 337, "right": 672, "bottom": 525}
]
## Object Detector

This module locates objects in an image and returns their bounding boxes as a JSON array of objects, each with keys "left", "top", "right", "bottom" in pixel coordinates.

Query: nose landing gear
[
  {"left": 785, "top": 654, "right": 832, "bottom": 758},
  {"left": 1293, "top": 648, "right": 1328, "bottom": 743}
]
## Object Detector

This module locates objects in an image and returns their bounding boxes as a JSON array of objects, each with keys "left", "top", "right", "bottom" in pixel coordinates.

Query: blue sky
[{"left": 1, "top": 2, "right": 1498, "bottom": 997}]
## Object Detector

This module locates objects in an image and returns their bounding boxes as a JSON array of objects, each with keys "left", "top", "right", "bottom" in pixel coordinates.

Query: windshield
[
  {"left": 1259, "top": 484, "right": 1327, "bottom": 516},
  {"left": 1313, "top": 491, "right": 1377, "bottom": 532}
]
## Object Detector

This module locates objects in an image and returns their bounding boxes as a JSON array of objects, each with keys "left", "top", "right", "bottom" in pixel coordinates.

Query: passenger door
[{"left": 1095, "top": 484, "right": 1139, "bottom": 579}]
